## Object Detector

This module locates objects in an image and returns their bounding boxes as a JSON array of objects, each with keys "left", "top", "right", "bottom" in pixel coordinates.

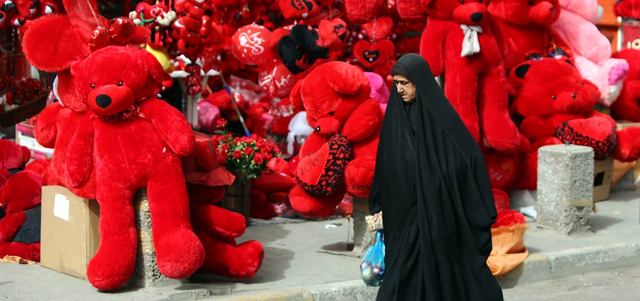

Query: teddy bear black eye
[
  {"left": 551, "top": 95, "right": 557, "bottom": 100},
  {"left": 528, "top": 0, "right": 535, "bottom": 5},
  {"left": 329, "top": 111, "right": 335, "bottom": 116},
  {"left": 572, "top": 92, "right": 577, "bottom": 99},
  {"left": 90, "top": 83, "right": 95, "bottom": 89},
  {"left": 117, "top": 81, "right": 123, "bottom": 87}
]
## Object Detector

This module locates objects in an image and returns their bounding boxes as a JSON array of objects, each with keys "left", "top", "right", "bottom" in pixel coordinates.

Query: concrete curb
[{"left": 201, "top": 242, "right": 640, "bottom": 301}]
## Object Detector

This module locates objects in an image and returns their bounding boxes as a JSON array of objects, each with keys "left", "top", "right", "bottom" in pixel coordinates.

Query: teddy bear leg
[
  {"left": 87, "top": 188, "right": 137, "bottom": 291},
  {"left": 192, "top": 203, "right": 246, "bottom": 239},
  {"left": 0, "top": 212, "right": 26, "bottom": 243},
  {"left": 197, "top": 231, "right": 264, "bottom": 278},
  {"left": 147, "top": 157, "right": 204, "bottom": 279},
  {"left": 480, "top": 67, "right": 520, "bottom": 152},
  {"left": 344, "top": 157, "right": 375, "bottom": 199},
  {"left": 444, "top": 65, "right": 480, "bottom": 143},
  {"left": 0, "top": 242, "right": 40, "bottom": 262},
  {"left": 615, "top": 127, "right": 640, "bottom": 162},
  {"left": 289, "top": 185, "right": 345, "bottom": 218}
]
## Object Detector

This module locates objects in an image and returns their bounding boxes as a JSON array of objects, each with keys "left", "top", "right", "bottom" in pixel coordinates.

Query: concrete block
[
  {"left": 131, "top": 189, "right": 180, "bottom": 288},
  {"left": 537, "top": 145, "right": 594, "bottom": 235},
  {"left": 351, "top": 198, "right": 375, "bottom": 258}
]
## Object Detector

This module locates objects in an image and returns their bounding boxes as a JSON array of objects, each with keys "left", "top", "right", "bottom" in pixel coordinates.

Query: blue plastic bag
[{"left": 360, "top": 230, "right": 385, "bottom": 286}]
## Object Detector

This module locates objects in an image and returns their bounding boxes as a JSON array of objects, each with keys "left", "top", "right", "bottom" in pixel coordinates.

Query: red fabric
[{"left": 421, "top": 0, "right": 519, "bottom": 152}]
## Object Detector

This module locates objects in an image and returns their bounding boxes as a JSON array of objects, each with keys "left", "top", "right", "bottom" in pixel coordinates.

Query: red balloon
[
  {"left": 231, "top": 24, "right": 272, "bottom": 66},
  {"left": 258, "top": 61, "right": 297, "bottom": 98}
]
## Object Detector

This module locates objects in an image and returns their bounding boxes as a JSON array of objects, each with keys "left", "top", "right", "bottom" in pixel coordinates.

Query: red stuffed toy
[
  {"left": 487, "top": 0, "right": 562, "bottom": 70},
  {"left": 59, "top": 45, "right": 203, "bottom": 291},
  {"left": 352, "top": 17, "right": 396, "bottom": 78},
  {"left": 288, "top": 61, "right": 382, "bottom": 217},
  {"left": 420, "top": 0, "right": 520, "bottom": 152},
  {"left": 183, "top": 136, "right": 264, "bottom": 278},
  {"left": 0, "top": 166, "right": 43, "bottom": 262},
  {"left": 611, "top": 49, "right": 640, "bottom": 122},
  {"left": 509, "top": 55, "right": 640, "bottom": 189},
  {"left": 0, "top": 139, "right": 30, "bottom": 170}
]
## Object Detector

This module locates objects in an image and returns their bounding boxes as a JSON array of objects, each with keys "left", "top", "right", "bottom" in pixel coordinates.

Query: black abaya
[{"left": 369, "top": 54, "right": 503, "bottom": 301}]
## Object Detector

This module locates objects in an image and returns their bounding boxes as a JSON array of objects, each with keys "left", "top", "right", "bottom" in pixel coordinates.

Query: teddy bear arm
[
  {"left": 140, "top": 99, "right": 195, "bottom": 157},
  {"left": 0, "top": 212, "right": 26, "bottom": 243},
  {"left": 519, "top": 117, "right": 554, "bottom": 140},
  {"left": 34, "top": 102, "right": 63, "bottom": 148},
  {"left": 420, "top": 19, "right": 448, "bottom": 76},
  {"left": 64, "top": 116, "right": 95, "bottom": 188},
  {"left": 342, "top": 99, "right": 382, "bottom": 142}
]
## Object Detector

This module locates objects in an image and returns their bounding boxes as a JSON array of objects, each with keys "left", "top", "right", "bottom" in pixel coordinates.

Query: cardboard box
[
  {"left": 594, "top": 157, "right": 614, "bottom": 203},
  {"left": 40, "top": 186, "right": 100, "bottom": 279}
]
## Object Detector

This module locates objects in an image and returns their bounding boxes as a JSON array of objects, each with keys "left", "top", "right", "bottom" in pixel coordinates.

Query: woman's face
[{"left": 393, "top": 74, "right": 416, "bottom": 103}]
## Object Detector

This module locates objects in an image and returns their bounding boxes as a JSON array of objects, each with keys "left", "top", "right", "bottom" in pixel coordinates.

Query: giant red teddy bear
[
  {"left": 488, "top": 0, "right": 561, "bottom": 70},
  {"left": 611, "top": 49, "right": 640, "bottom": 122},
  {"left": 420, "top": 0, "right": 519, "bottom": 152},
  {"left": 510, "top": 55, "right": 640, "bottom": 189},
  {"left": 289, "top": 61, "right": 382, "bottom": 217}
]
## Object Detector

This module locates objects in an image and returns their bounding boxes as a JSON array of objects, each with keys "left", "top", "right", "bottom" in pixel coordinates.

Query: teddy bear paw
[{"left": 155, "top": 229, "right": 205, "bottom": 279}]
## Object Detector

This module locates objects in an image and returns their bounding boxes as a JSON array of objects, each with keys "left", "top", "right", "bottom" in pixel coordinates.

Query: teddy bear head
[
  {"left": 488, "top": 0, "right": 560, "bottom": 26},
  {"left": 293, "top": 61, "right": 371, "bottom": 135},
  {"left": 424, "top": 0, "right": 488, "bottom": 25},
  {"left": 510, "top": 55, "right": 600, "bottom": 119},
  {"left": 70, "top": 46, "right": 170, "bottom": 118},
  {"left": 615, "top": 0, "right": 640, "bottom": 18}
]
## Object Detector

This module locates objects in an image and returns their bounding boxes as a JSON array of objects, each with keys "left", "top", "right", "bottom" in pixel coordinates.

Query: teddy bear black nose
[
  {"left": 96, "top": 94, "right": 112, "bottom": 109},
  {"left": 471, "top": 12, "right": 483, "bottom": 22}
]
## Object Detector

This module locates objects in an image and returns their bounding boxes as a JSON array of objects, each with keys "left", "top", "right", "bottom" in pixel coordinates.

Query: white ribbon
[{"left": 460, "top": 24, "right": 483, "bottom": 57}]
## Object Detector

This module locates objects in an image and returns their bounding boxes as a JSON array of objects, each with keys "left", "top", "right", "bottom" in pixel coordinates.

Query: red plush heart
[
  {"left": 361, "top": 17, "right": 394, "bottom": 42},
  {"left": 296, "top": 135, "right": 352, "bottom": 197},
  {"left": 554, "top": 115, "right": 617, "bottom": 160},
  {"left": 354, "top": 39, "right": 395, "bottom": 69}
]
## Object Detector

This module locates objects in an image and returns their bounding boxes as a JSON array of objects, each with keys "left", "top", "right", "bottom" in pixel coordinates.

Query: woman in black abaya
[{"left": 369, "top": 53, "right": 503, "bottom": 301}]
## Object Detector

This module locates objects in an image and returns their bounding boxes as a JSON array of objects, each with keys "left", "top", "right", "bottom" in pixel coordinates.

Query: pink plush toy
[
  {"left": 550, "top": 0, "right": 629, "bottom": 106},
  {"left": 364, "top": 72, "right": 390, "bottom": 112}
]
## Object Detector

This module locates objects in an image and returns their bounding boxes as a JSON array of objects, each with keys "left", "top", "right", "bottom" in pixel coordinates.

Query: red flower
[
  {"left": 233, "top": 150, "right": 242, "bottom": 159},
  {"left": 254, "top": 153, "right": 264, "bottom": 165},
  {"left": 244, "top": 147, "right": 254, "bottom": 155}
]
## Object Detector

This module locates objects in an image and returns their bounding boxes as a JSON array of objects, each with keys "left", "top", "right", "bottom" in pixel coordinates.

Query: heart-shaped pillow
[
  {"left": 554, "top": 115, "right": 617, "bottom": 160},
  {"left": 354, "top": 39, "right": 395, "bottom": 69},
  {"left": 296, "top": 134, "right": 352, "bottom": 197},
  {"left": 279, "top": 0, "right": 321, "bottom": 19}
]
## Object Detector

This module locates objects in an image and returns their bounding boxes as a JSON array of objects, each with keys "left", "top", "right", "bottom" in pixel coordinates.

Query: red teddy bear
[
  {"left": 488, "top": 0, "right": 561, "bottom": 70},
  {"left": 61, "top": 46, "right": 203, "bottom": 291},
  {"left": 509, "top": 56, "right": 640, "bottom": 189},
  {"left": 288, "top": 61, "right": 383, "bottom": 217},
  {"left": 611, "top": 49, "right": 640, "bottom": 122},
  {"left": 420, "top": 0, "right": 520, "bottom": 152}
]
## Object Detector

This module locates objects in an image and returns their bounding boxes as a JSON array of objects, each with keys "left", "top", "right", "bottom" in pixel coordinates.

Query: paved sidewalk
[{"left": 1, "top": 187, "right": 638, "bottom": 301}]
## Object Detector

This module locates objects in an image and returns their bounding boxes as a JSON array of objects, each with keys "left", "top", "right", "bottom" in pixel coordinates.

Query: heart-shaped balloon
[{"left": 354, "top": 39, "right": 395, "bottom": 69}]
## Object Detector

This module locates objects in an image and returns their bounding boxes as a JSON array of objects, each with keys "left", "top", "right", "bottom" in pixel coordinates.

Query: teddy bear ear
[
  {"left": 22, "top": 15, "right": 91, "bottom": 72},
  {"left": 324, "top": 62, "right": 369, "bottom": 96},
  {"left": 513, "top": 64, "right": 531, "bottom": 79}
]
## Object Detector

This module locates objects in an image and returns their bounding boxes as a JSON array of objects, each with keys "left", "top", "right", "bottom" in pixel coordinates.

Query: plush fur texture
[
  {"left": 488, "top": 0, "right": 561, "bottom": 70},
  {"left": 62, "top": 46, "right": 204, "bottom": 291},
  {"left": 0, "top": 140, "right": 30, "bottom": 170},
  {"left": 509, "top": 56, "right": 640, "bottom": 189},
  {"left": 612, "top": 49, "right": 640, "bottom": 122},
  {"left": 0, "top": 168, "right": 43, "bottom": 261},
  {"left": 421, "top": 0, "right": 519, "bottom": 152},
  {"left": 551, "top": 0, "right": 629, "bottom": 105},
  {"left": 288, "top": 61, "right": 382, "bottom": 217}
]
